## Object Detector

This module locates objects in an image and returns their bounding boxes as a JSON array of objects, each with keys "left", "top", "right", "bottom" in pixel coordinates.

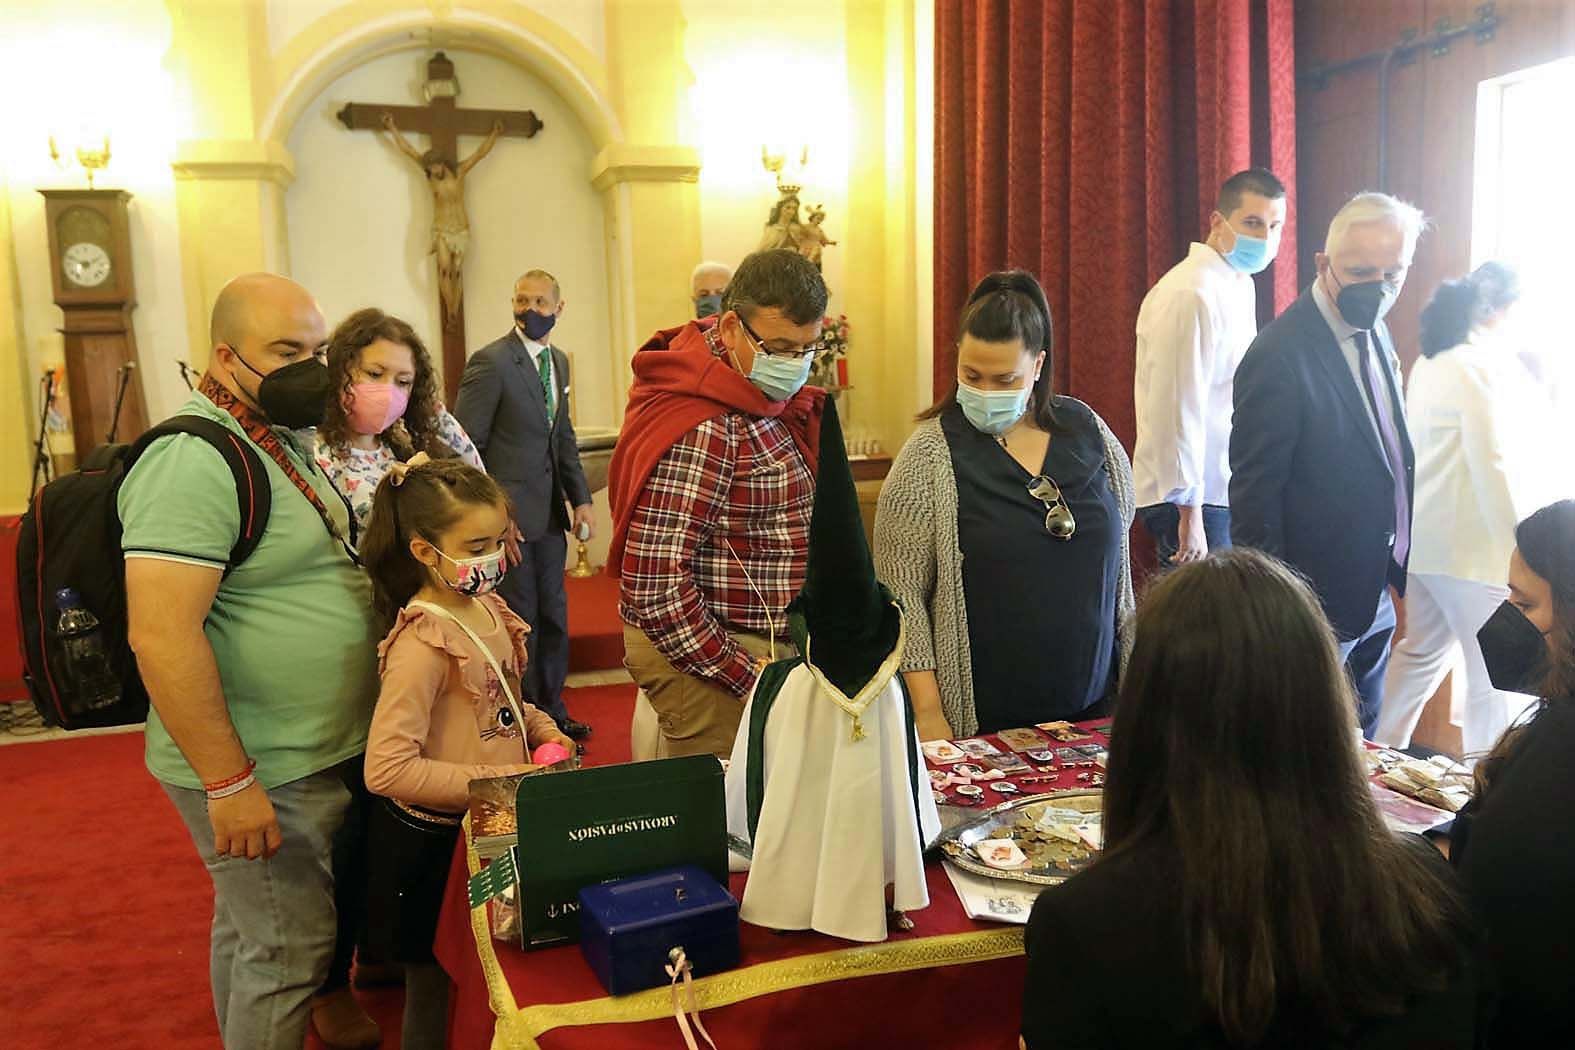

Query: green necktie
[{"left": 536, "top": 349, "right": 553, "bottom": 424}]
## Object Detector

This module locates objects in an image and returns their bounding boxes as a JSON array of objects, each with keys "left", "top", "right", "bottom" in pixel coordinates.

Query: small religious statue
[
  {"left": 757, "top": 193, "right": 805, "bottom": 253},
  {"left": 725, "top": 400, "right": 939, "bottom": 942},
  {"left": 382, "top": 111, "right": 502, "bottom": 329},
  {"left": 797, "top": 204, "right": 837, "bottom": 270}
]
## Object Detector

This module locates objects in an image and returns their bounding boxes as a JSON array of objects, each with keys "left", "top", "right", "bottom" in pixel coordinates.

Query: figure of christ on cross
[
  {"left": 382, "top": 112, "right": 499, "bottom": 331},
  {"left": 337, "top": 51, "right": 543, "bottom": 402}
]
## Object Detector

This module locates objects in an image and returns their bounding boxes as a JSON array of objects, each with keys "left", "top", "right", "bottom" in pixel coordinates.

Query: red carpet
[
  {"left": 0, "top": 682, "right": 635, "bottom": 1050},
  {"left": 565, "top": 572, "right": 624, "bottom": 673}
]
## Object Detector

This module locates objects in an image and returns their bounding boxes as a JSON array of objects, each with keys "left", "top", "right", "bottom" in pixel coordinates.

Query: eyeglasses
[
  {"left": 738, "top": 316, "right": 824, "bottom": 361},
  {"left": 1027, "top": 475, "right": 1076, "bottom": 540}
]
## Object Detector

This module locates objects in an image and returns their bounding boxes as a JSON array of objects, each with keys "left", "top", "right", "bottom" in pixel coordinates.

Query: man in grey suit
[{"left": 454, "top": 269, "right": 595, "bottom": 739}]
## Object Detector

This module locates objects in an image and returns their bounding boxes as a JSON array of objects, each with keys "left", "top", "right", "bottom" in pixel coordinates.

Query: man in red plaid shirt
[{"left": 607, "top": 250, "right": 830, "bottom": 758}]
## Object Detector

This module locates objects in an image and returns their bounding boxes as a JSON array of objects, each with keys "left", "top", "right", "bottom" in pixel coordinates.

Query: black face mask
[
  {"left": 515, "top": 310, "right": 557, "bottom": 342},
  {"left": 232, "top": 350, "right": 333, "bottom": 429},
  {"left": 1330, "top": 270, "right": 1399, "bottom": 331},
  {"left": 1477, "top": 600, "right": 1550, "bottom": 695}
]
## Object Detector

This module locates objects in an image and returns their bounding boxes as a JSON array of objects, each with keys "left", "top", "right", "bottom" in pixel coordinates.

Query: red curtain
[{"left": 934, "top": 0, "right": 1298, "bottom": 448}]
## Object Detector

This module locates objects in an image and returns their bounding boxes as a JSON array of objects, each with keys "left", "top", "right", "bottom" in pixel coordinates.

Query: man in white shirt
[{"left": 1133, "top": 169, "right": 1287, "bottom": 564}]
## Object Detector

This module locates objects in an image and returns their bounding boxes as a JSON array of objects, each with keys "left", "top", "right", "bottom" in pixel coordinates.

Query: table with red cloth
[{"left": 431, "top": 723, "right": 1119, "bottom": 1050}]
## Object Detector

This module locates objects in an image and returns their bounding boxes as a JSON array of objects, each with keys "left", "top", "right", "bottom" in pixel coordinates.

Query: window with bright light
[{"left": 1471, "top": 57, "right": 1575, "bottom": 404}]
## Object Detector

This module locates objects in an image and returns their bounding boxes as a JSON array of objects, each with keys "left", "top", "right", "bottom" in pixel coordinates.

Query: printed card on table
[
  {"left": 1036, "top": 721, "right": 1093, "bottom": 742},
  {"left": 955, "top": 737, "right": 1003, "bottom": 757},
  {"left": 981, "top": 752, "right": 1031, "bottom": 774},
  {"left": 997, "top": 727, "right": 1049, "bottom": 752},
  {"left": 921, "top": 739, "right": 968, "bottom": 765}
]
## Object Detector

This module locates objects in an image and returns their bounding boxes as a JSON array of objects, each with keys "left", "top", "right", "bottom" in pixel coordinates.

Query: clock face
[{"left": 63, "top": 242, "right": 112, "bottom": 288}]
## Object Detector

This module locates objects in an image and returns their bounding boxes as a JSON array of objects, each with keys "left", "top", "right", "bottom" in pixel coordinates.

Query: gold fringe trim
[{"left": 462, "top": 820, "right": 1024, "bottom": 1050}]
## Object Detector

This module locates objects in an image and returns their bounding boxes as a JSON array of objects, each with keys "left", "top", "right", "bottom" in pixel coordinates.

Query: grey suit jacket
[{"left": 452, "top": 330, "right": 593, "bottom": 541}]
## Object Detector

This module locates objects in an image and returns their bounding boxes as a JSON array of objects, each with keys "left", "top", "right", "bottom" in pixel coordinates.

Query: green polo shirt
[{"left": 118, "top": 392, "right": 379, "bottom": 790}]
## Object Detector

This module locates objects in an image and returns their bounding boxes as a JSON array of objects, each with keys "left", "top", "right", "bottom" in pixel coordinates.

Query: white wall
[
  {"left": 680, "top": 0, "right": 849, "bottom": 315},
  {"left": 284, "top": 45, "right": 616, "bottom": 425},
  {"left": 0, "top": 0, "right": 195, "bottom": 434}
]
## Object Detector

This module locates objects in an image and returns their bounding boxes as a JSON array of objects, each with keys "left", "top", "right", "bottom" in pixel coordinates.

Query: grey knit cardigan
[{"left": 872, "top": 403, "right": 1137, "bottom": 737}]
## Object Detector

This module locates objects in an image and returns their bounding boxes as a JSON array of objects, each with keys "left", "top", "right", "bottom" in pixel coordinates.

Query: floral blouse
[{"left": 315, "top": 405, "right": 486, "bottom": 540}]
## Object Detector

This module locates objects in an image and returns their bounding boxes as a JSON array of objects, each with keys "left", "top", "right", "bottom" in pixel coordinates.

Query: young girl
[
  {"left": 315, "top": 307, "right": 485, "bottom": 539},
  {"left": 361, "top": 455, "right": 573, "bottom": 1050}
]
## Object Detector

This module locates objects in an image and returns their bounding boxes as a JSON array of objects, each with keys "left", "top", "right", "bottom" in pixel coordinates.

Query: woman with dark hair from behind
[
  {"left": 1452, "top": 499, "right": 1575, "bottom": 1045},
  {"left": 874, "top": 270, "right": 1134, "bottom": 740},
  {"left": 1022, "top": 549, "right": 1477, "bottom": 1050},
  {"left": 1375, "top": 261, "right": 1566, "bottom": 757}
]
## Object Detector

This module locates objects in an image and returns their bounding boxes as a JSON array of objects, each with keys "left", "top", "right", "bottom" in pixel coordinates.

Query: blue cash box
[{"left": 578, "top": 865, "right": 740, "bottom": 996}]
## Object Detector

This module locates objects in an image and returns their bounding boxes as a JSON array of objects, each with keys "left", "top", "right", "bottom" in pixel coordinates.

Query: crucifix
[{"left": 337, "top": 52, "right": 544, "bottom": 403}]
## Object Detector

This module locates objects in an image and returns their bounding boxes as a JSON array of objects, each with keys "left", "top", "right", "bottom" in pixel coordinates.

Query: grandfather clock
[{"left": 39, "top": 189, "right": 149, "bottom": 461}]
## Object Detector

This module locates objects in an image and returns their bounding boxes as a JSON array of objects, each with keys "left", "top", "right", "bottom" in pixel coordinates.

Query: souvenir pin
[
  {"left": 954, "top": 783, "right": 984, "bottom": 804},
  {"left": 989, "top": 781, "right": 1020, "bottom": 794},
  {"left": 1026, "top": 750, "right": 1055, "bottom": 764}
]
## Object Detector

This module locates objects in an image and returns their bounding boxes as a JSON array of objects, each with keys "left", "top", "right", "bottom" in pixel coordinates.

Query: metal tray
[{"left": 934, "top": 789, "right": 1103, "bottom": 886}]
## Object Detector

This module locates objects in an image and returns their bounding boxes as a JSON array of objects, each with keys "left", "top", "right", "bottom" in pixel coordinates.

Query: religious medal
[
  {"left": 1026, "top": 750, "right": 1055, "bottom": 764},
  {"left": 989, "top": 781, "right": 1020, "bottom": 795},
  {"left": 954, "top": 784, "right": 984, "bottom": 804}
]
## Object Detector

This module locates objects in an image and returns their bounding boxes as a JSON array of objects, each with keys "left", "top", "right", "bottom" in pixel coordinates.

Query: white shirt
[
  {"left": 1132, "top": 242, "right": 1258, "bottom": 507},
  {"left": 515, "top": 328, "right": 556, "bottom": 415},
  {"left": 1406, "top": 331, "right": 1569, "bottom": 584}
]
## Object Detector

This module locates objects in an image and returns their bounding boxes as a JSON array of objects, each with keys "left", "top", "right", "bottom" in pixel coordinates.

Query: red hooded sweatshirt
[{"left": 606, "top": 317, "right": 825, "bottom": 577}]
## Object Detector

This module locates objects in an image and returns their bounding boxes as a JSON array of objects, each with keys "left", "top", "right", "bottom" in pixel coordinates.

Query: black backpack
[{"left": 15, "top": 417, "right": 271, "bottom": 729}]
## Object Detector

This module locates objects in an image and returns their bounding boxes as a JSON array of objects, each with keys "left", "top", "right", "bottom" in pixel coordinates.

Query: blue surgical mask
[
  {"left": 749, "top": 352, "right": 814, "bottom": 402},
  {"left": 1222, "top": 223, "right": 1274, "bottom": 275},
  {"left": 695, "top": 294, "right": 723, "bottom": 319},
  {"left": 957, "top": 382, "right": 1030, "bottom": 435}
]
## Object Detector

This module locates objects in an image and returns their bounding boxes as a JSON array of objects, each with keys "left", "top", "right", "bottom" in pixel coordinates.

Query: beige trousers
[{"left": 621, "top": 625, "right": 778, "bottom": 759}]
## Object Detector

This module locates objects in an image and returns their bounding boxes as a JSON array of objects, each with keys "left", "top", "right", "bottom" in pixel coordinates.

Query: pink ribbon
[{"left": 665, "top": 948, "right": 718, "bottom": 1050}]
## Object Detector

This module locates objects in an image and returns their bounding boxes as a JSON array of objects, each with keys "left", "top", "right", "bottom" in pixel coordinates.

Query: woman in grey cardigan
[{"left": 875, "top": 271, "right": 1135, "bottom": 741}]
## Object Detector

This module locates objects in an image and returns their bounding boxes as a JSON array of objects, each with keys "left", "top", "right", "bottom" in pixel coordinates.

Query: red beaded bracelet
[{"left": 204, "top": 758, "right": 257, "bottom": 793}]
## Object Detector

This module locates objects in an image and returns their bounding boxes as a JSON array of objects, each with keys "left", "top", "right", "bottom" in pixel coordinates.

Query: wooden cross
[{"left": 337, "top": 52, "right": 544, "bottom": 404}]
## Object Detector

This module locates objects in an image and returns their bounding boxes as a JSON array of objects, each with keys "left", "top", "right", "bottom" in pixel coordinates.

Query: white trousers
[{"left": 1374, "top": 572, "right": 1522, "bottom": 757}]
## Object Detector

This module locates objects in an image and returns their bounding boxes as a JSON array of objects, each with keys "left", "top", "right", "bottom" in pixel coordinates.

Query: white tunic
[{"left": 724, "top": 639, "right": 941, "bottom": 943}]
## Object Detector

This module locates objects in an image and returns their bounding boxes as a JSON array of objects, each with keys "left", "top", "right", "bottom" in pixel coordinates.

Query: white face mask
[{"left": 433, "top": 545, "right": 507, "bottom": 597}]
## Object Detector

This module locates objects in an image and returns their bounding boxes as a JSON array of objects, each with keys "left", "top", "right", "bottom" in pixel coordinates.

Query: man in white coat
[
  {"left": 724, "top": 400, "right": 941, "bottom": 942},
  {"left": 1132, "top": 168, "right": 1288, "bottom": 564}
]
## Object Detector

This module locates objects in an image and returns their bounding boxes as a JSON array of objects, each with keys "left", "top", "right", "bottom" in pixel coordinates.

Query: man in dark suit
[
  {"left": 454, "top": 269, "right": 595, "bottom": 739},
  {"left": 1230, "top": 192, "right": 1424, "bottom": 735}
]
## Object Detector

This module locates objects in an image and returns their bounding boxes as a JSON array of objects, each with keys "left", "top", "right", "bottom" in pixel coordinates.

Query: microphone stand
[
  {"left": 105, "top": 362, "right": 135, "bottom": 445},
  {"left": 28, "top": 370, "right": 57, "bottom": 498}
]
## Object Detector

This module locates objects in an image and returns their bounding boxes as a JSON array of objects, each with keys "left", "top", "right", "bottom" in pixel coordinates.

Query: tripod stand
[{"left": 27, "top": 370, "right": 57, "bottom": 499}]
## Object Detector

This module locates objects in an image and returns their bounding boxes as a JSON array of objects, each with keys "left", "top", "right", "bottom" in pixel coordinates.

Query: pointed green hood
[{"left": 786, "top": 398, "right": 902, "bottom": 696}]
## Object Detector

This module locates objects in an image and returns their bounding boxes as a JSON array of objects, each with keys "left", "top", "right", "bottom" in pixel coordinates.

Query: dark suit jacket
[
  {"left": 452, "top": 331, "right": 593, "bottom": 541},
  {"left": 1023, "top": 835, "right": 1480, "bottom": 1050},
  {"left": 1229, "top": 290, "right": 1415, "bottom": 640}
]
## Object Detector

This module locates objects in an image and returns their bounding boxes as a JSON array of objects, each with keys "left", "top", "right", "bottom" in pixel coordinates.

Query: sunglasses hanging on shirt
[{"left": 1027, "top": 475, "right": 1076, "bottom": 541}]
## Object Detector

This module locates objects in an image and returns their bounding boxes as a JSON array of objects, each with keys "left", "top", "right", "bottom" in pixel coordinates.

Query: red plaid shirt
[{"left": 619, "top": 411, "right": 815, "bottom": 698}]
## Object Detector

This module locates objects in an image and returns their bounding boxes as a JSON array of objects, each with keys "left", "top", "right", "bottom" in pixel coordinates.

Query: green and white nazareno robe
[{"left": 723, "top": 610, "right": 942, "bottom": 943}]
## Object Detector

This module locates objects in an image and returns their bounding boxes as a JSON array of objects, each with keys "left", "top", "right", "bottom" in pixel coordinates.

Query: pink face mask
[{"left": 345, "top": 382, "right": 411, "bottom": 436}]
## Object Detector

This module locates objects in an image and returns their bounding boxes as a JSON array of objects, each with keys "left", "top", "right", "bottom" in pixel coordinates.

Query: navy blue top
[{"left": 942, "top": 400, "right": 1120, "bottom": 732}]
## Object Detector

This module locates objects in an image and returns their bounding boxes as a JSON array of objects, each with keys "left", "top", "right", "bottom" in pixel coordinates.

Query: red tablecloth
[{"left": 430, "top": 723, "right": 1121, "bottom": 1050}]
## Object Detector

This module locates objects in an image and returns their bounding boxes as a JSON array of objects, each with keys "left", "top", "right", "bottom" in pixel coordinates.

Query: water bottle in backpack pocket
[{"left": 53, "top": 588, "right": 122, "bottom": 715}]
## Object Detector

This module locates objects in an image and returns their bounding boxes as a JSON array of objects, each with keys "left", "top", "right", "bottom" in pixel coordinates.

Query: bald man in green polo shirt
[{"left": 120, "top": 274, "right": 380, "bottom": 1050}]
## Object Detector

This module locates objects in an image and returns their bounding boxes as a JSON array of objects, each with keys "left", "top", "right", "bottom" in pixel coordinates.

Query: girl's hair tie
[{"left": 388, "top": 451, "right": 432, "bottom": 487}]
